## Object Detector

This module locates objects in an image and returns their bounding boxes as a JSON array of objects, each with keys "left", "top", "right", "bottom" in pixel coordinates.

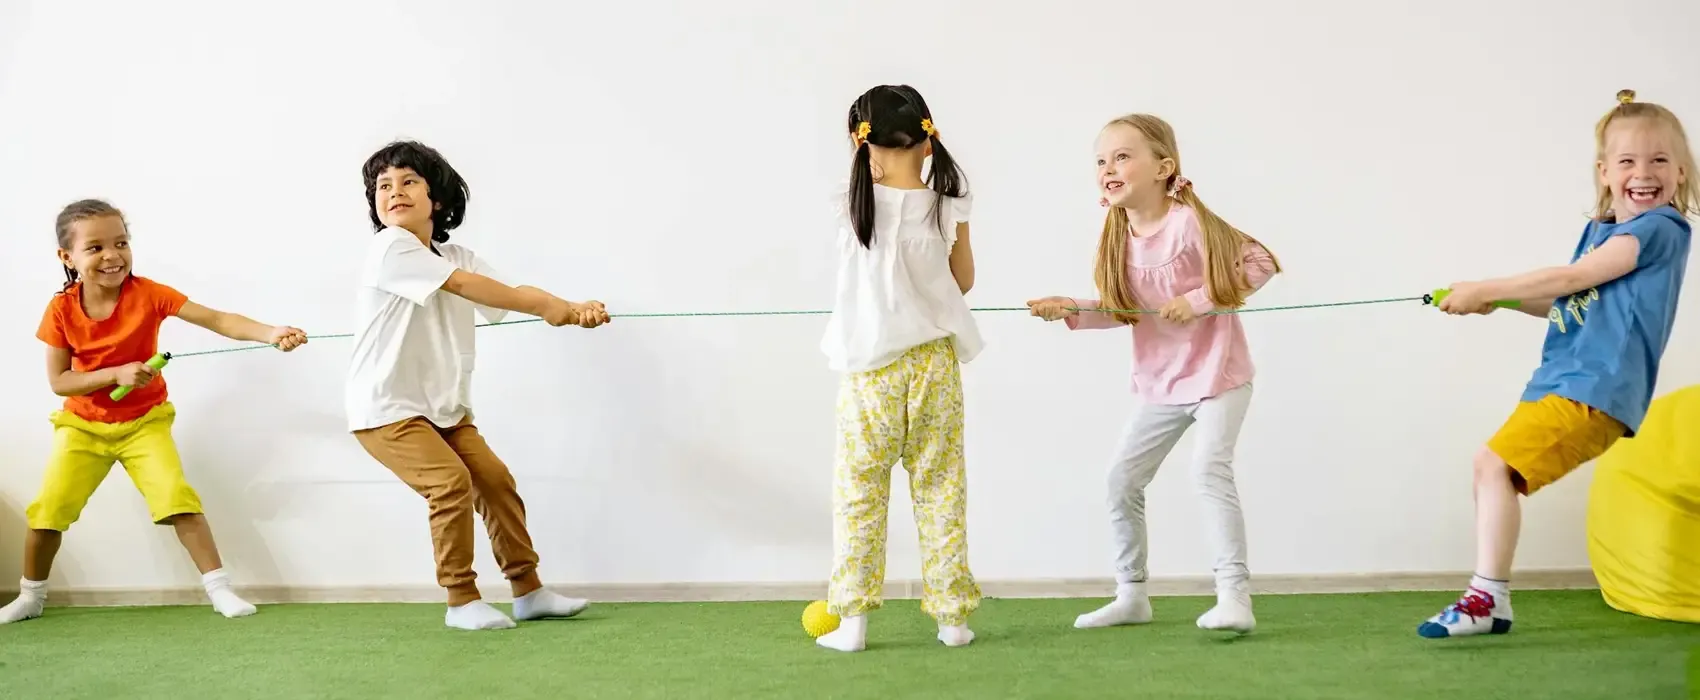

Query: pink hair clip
[{"left": 1167, "top": 176, "right": 1191, "bottom": 198}]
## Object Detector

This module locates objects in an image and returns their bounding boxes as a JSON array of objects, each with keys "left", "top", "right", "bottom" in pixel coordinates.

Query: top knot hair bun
[{"left": 1617, "top": 89, "right": 1636, "bottom": 104}]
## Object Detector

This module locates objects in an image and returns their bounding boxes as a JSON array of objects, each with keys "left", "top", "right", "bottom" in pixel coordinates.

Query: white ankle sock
[
  {"left": 0, "top": 578, "right": 47, "bottom": 624},
  {"left": 201, "top": 569, "right": 256, "bottom": 619},
  {"left": 445, "top": 600, "right": 517, "bottom": 631},
  {"left": 1075, "top": 582, "right": 1153, "bottom": 628},
  {"left": 1196, "top": 585, "right": 1255, "bottom": 633},
  {"left": 1471, "top": 575, "right": 1511, "bottom": 599},
  {"left": 937, "top": 623, "right": 975, "bottom": 647},
  {"left": 512, "top": 588, "right": 589, "bottom": 621},
  {"left": 816, "top": 614, "right": 867, "bottom": 652}
]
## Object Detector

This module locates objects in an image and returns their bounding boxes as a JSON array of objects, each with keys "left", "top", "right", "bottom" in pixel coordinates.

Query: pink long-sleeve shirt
[{"left": 1066, "top": 203, "right": 1277, "bottom": 405}]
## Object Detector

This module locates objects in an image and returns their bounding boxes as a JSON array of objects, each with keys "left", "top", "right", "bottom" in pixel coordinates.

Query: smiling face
[
  {"left": 1095, "top": 122, "right": 1173, "bottom": 208},
  {"left": 58, "top": 215, "right": 132, "bottom": 290},
  {"left": 372, "top": 166, "right": 439, "bottom": 237},
  {"left": 1599, "top": 117, "right": 1687, "bottom": 220}
]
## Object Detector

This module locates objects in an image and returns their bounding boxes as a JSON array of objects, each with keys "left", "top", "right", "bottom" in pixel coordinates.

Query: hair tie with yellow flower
[
  {"left": 920, "top": 118, "right": 937, "bottom": 137},
  {"left": 855, "top": 121, "right": 872, "bottom": 142}
]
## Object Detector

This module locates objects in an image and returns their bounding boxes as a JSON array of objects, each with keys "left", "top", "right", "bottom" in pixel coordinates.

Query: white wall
[{"left": 1, "top": 0, "right": 1697, "bottom": 596}]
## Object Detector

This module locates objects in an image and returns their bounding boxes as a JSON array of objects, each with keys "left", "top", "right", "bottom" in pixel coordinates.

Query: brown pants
[{"left": 355, "top": 416, "right": 543, "bottom": 605}]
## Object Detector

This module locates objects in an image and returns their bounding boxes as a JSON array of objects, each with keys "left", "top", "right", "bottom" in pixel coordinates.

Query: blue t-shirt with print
[{"left": 1522, "top": 205, "right": 1692, "bottom": 436}]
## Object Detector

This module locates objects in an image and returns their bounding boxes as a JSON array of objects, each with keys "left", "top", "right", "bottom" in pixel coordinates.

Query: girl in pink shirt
[{"left": 1030, "top": 113, "right": 1280, "bottom": 635}]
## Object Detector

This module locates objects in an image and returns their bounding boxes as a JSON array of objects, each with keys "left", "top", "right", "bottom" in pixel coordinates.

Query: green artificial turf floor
[{"left": 0, "top": 590, "right": 1695, "bottom": 699}]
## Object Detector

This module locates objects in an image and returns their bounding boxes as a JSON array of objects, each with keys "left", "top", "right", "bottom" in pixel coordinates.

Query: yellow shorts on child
[
  {"left": 25, "top": 402, "right": 204, "bottom": 531},
  {"left": 1487, "top": 394, "right": 1626, "bottom": 495}
]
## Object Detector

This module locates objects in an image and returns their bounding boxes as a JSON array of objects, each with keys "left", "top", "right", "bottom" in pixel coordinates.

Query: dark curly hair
[{"left": 362, "top": 140, "right": 470, "bottom": 244}]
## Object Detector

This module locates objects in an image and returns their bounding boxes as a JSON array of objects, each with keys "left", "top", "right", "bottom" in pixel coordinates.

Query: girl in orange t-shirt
[{"left": 0, "top": 199, "right": 307, "bottom": 625}]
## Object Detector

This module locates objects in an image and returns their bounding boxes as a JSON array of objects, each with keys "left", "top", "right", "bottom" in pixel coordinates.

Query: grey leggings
[{"left": 1105, "top": 382, "right": 1253, "bottom": 589}]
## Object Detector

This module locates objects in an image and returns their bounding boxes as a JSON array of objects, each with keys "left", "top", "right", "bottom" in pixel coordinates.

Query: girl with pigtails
[{"left": 817, "top": 84, "right": 983, "bottom": 652}]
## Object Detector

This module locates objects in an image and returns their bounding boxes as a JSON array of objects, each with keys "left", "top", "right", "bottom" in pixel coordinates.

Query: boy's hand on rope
[
  {"left": 1158, "top": 296, "right": 1197, "bottom": 324},
  {"left": 1027, "top": 297, "right": 1078, "bottom": 322},
  {"left": 573, "top": 301, "right": 611, "bottom": 329},
  {"left": 268, "top": 326, "right": 309, "bottom": 351},
  {"left": 542, "top": 296, "right": 610, "bottom": 329},
  {"left": 541, "top": 297, "right": 578, "bottom": 327}
]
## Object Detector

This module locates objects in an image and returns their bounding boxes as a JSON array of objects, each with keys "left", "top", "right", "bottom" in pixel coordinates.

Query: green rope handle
[
  {"left": 108, "top": 352, "right": 172, "bottom": 400},
  {"left": 1422, "top": 288, "right": 1521, "bottom": 309},
  {"left": 163, "top": 294, "right": 1430, "bottom": 360}
]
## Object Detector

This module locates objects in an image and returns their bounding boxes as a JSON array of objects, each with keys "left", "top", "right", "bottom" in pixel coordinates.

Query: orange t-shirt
[{"left": 36, "top": 276, "right": 189, "bottom": 423}]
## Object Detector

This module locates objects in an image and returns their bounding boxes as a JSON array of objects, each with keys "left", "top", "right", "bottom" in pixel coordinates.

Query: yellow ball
[{"left": 801, "top": 600, "right": 840, "bottom": 637}]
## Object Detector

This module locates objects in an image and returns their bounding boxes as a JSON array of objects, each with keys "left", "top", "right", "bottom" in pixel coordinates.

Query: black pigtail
[
  {"left": 925, "top": 134, "right": 967, "bottom": 236},
  {"left": 849, "top": 138, "right": 877, "bottom": 249}
]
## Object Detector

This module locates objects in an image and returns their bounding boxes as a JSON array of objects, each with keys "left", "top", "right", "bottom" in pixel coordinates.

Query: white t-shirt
[
  {"left": 820, "top": 183, "right": 985, "bottom": 374},
  {"left": 345, "top": 227, "right": 510, "bottom": 432}
]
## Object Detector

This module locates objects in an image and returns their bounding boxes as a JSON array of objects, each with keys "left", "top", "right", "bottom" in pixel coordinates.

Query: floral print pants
[{"left": 827, "top": 338, "right": 980, "bottom": 625}]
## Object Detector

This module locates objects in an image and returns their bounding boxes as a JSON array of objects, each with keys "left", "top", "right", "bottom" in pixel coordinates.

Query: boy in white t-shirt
[{"left": 346, "top": 140, "right": 611, "bottom": 631}]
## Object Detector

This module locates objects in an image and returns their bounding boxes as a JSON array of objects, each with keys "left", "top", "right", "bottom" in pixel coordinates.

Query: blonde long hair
[
  {"left": 1593, "top": 89, "right": 1699, "bottom": 221},
  {"left": 1093, "top": 114, "right": 1281, "bottom": 325}
]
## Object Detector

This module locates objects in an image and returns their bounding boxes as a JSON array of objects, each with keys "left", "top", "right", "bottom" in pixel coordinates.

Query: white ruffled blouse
[{"left": 820, "top": 182, "right": 984, "bottom": 374}]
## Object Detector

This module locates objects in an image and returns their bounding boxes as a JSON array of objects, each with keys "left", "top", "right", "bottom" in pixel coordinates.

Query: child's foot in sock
[
  {"left": 1074, "top": 582, "right": 1153, "bottom": 628},
  {"left": 1418, "top": 577, "right": 1513, "bottom": 638},
  {"left": 201, "top": 570, "right": 256, "bottom": 619},
  {"left": 446, "top": 600, "right": 517, "bottom": 631},
  {"left": 938, "top": 623, "right": 975, "bottom": 647},
  {"left": 512, "top": 588, "right": 589, "bottom": 621},
  {"left": 1196, "top": 588, "right": 1255, "bottom": 634},
  {"left": 817, "top": 614, "right": 867, "bottom": 652},
  {"left": 0, "top": 579, "right": 47, "bottom": 624}
]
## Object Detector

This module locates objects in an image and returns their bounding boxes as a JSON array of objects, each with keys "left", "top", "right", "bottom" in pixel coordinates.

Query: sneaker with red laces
[{"left": 1417, "top": 586, "right": 1514, "bottom": 638}]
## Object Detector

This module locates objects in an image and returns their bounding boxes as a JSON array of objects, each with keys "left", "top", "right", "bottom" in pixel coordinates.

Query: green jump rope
[{"left": 101, "top": 289, "right": 1520, "bottom": 402}]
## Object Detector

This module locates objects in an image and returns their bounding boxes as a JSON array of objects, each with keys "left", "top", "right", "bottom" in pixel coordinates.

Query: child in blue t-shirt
[{"left": 1423, "top": 89, "right": 1696, "bottom": 639}]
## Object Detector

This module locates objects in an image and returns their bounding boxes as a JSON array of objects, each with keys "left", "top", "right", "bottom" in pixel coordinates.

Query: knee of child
[
  {"left": 1189, "top": 452, "right": 1237, "bottom": 481},
  {"left": 1472, "top": 447, "right": 1512, "bottom": 483},
  {"left": 1107, "top": 462, "right": 1160, "bottom": 492},
  {"left": 465, "top": 461, "right": 518, "bottom": 491},
  {"left": 1105, "top": 469, "right": 1139, "bottom": 496},
  {"left": 433, "top": 471, "right": 476, "bottom": 503}
]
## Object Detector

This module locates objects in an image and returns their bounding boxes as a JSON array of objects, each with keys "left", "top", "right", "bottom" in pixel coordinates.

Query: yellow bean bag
[{"left": 1587, "top": 384, "right": 1700, "bottom": 623}]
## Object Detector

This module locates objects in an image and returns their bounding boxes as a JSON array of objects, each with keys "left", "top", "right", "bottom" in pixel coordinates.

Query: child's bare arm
[
  {"left": 441, "top": 269, "right": 559, "bottom": 317},
  {"left": 176, "top": 302, "right": 307, "bottom": 350},
  {"left": 45, "top": 346, "right": 122, "bottom": 397},
  {"left": 1511, "top": 298, "right": 1557, "bottom": 318},
  {"left": 440, "top": 269, "right": 609, "bottom": 328},
  {"left": 1443, "top": 236, "right": 1639, "bottom": 315},
  {"left": 949, "top": 222, "right": 974, "bottom": 294},
  {"left": 1480, "top": 236, "right": 1640, "bottom": 301}
]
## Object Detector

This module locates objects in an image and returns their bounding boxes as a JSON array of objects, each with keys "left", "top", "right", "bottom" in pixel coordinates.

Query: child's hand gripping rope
[
  {"left": 1423, "top": 288, "right": 1522, "bottom": 315},
  {"left": 109, "top": 353, "right": 170, "bottom": 401}
]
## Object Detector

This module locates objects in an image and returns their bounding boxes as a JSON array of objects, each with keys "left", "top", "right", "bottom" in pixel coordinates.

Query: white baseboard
[{"left": 1, "top": 568, "right": 1597, "bottom": 608}]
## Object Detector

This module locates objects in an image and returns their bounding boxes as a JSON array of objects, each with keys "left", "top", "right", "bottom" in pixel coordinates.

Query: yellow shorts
[
  {"left": 25, "top": 402, "right": 203, "bottom": 531},
  {"left": 1487, "top": 394, "right": 1626, "bottom": 495}
]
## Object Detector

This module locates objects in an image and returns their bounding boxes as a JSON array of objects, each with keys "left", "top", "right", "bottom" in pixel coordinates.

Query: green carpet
[{"left": 1, "top": 590, "right": 1695, "bottom": 699}]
